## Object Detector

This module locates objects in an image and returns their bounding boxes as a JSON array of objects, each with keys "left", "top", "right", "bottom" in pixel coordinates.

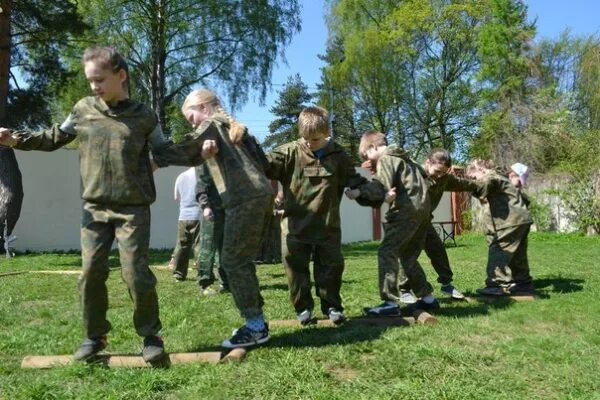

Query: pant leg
[
  {"left": 400, "top": 222, "right": 434, "bottom": 298},
  {"left": 424, "top": 223, "right": 453, "bottom": 285},
  {"left": 378, "top": 218, "right": 416, "bottom": 302},
  {"left": 220, "top": 196, "right": 271, "bottom": 319},
  {"left": 173, "top": 220, "right": 199, "bottom": 279},
  {"left": 79, "top": 202, "right": 115, "bottom": 339},
  {"left": 313, "top": 232, "right": 345, "bottom": 315},
  {"left": 212, "top": 210, "right": 228, "bottom": 288},
  {"left": 508, "top": 224, "right": 532, "bottom": 285},
  {"left": 113, "top": 205, "right": 162, "bottom": 337},
  {"left": 196, "top": 216, "right": 218, "bottom": 288},
  {"left": 282, "top": 231, "right": 315, "bottom": 313},
  {"left": 485, "top": 225, "right": 526, "bottom": 287}
]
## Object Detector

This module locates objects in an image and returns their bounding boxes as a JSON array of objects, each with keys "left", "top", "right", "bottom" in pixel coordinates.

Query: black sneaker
[
  {"left": 142, "top": 335, "right": 166, "bottom": 362},
  {"left": 73, "top": 336, "right": 107, "bottom": 361},
  {"left": 508, "top": 282, "right": 535, "bottom": 295},
  {"left": 221, "top": 324, "right": 270, "bottom": 349},
  {"left": 327, "top": 308, "right": 347, "bottom": 325},
  {"left": 173, "top": 273, "right": 185, "bottom": 282},
  {"left": 363, "top": 301, "right": 401, "bottom": 316},
  {"left": 407, "top": 298, "right": 441, "bottom": 313}
]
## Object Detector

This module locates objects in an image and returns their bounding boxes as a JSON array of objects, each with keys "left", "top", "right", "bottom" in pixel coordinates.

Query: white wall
[{"left": 13, "top": 151, "right": 384, "bottom": 251}]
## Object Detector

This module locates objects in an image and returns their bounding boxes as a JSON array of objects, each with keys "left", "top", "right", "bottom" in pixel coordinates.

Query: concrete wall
[{"left": 14, "top": 150, "right": 421, "bottom": 250}]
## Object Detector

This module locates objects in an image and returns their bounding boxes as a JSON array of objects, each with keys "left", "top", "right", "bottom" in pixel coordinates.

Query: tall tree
[
  {"left": 70, "top": 0, "right": 301, "bottom": 136},
  {"left": 263, "top": 74, "right": 313, "bottom": 150},
  {"left": 0, "top": 0, "right": 86, "bottom": 251}
]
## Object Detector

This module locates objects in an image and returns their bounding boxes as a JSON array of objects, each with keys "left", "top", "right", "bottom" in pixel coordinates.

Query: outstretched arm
[{"left": 0, "top": 122, "right": 76, "bottom": 151}]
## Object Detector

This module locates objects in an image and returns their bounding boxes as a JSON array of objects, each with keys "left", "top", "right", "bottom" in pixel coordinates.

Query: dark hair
[
  {"left": 82, "top": 46, "right": 130, "bottom": 92},
  {"left": 427, "top": 148, "right": 452, "bottom": 168}
]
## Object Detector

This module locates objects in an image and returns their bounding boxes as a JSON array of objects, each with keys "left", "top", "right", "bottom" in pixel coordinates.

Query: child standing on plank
[
  {"left": 265, "top": 106, "right": 369, "bottom": 325},
  {"left": 0, "top": 47, "right": 212, "bottom": 362},
  {"left": 181, "top": 89, "right": 273, "bottom": 348},
  {"left": 465, "top": 159, "right": 534, "bottom": 295},
  {"left": 171, "top": 167, "right": 201, "bottom": 282}
]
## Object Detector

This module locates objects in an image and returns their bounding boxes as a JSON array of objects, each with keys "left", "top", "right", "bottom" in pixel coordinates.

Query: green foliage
[
  {"left": 262, "top": 74, "right": 313, "bottom": 150},
  {"left": 557, "top": 177, "right": 600, "bottom": 234},
  {"left": 7, "top": 0, "right": 88, "bottom": 129},
  {"left": 1, "top": 234, "right": 600, "bottom": 398},
  {"left": 527, "top": 196, "right": 553, "bottom": 232}
]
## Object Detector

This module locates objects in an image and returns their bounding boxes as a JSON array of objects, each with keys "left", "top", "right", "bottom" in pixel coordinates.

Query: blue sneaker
[
  {"left": 222, "top": 324, "right": 270, "bottom": 349},
  {"left": 363, "top": 301, "right": 401, "bottom": 316}
]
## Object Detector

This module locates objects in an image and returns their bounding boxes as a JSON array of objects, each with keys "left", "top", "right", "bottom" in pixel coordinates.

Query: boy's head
[
  {"left": 359, "top": 130, "right": 387, "bottom": 162},
  {"left": 425, "top": 148, "right": 451, "bottom": 179},
  {"left": 298, "top": 106, "right": 330, "bottom": 151},
  {"left": 465, "top": 159, "right": 495, "bottom": 180}
]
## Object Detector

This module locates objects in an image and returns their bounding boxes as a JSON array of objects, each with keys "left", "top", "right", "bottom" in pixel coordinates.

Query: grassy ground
[{"left": 0, "top": 232, "right": 599, "bottom": 399}]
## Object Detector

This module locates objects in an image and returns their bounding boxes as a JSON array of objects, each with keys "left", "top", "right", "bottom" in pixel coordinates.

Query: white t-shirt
[{"left": 174, "top": 167, "right": 200, "bottom": 221}]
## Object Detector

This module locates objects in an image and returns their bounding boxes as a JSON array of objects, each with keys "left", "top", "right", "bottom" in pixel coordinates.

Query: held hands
[
  {"left": 345, "top": 188, "right": 361, "bottom": 200},
  {"left": 384, "top": 187, "right": 397, "bottom": 204},
  {"left": 361, "top": 159, "right": 376, "bottom": 175},
  {"left": 201, "top": 139, "right": 218, "bottom": 159},
  {"left": 203, "top": 207, "right": 214, "bottom": 221},
  {"left": 0, "top": 128, "right": 17, "bottom": 147}
]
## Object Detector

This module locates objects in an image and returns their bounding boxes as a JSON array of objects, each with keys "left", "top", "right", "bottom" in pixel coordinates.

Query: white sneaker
[
  {"left": 297, "top": 309, "right": 314, "bottom": 325},
  {"left": 399, "top": 290, "right": 417, "bottom": 304},
  {"left": 441, "top": 284, "right": 465, "bottom": 299},
  {"left": 327, "top": 308, "right": 347, "bottom": 325}
]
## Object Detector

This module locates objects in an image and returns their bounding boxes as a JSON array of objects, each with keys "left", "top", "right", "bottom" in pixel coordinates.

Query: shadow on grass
[
  {"left": 434, "top": 300, "right": 514, "bottom": 318},
  {"left": 534, "top": 276, "right": 584, "bottom": 293}
]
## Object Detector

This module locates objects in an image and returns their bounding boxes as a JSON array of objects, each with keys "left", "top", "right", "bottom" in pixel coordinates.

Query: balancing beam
[
  {"left": 270, "top": 309, "right": 437, "bottom": 328},
  {"left": 468, "top": 294, "right": 538, "bottom": 303},
  {"left": 21, "top": 349, "right": 246, "bottom": 369}
]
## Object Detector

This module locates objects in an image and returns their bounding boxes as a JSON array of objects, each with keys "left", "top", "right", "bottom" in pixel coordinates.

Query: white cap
[{"left": 511, "top": 162, "right": 529, "bottom": 186}]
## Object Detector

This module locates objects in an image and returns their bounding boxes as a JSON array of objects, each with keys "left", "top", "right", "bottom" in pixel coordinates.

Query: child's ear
[{"left": 118, "top": 69, "right": 127, "bottom": 85}]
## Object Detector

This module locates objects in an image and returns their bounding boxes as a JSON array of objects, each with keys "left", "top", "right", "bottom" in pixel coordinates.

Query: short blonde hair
[
  {"left": 181, "top": 89, "right": 246, "bottom": 143},
  {"left": 465, "top": 158, "right": 495, "bottom": 178},
  {"left": 298, "top": 106, "right": 329, "bottom": 139},
  {"left": 358, "top": 130, "right": 387, "bottom": 160}
]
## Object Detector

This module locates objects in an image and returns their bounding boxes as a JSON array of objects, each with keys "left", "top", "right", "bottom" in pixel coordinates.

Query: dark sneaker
[
  {"left": 218, "top": 284, "right": 230, "bottom": 294},
  {"left": 221, "top": 324, "right": 270, "bottom": 349},
  {"left": 142, "top": 335, "right": 166, "bottom": 362},
  {"left": 441, "top": 284, "right": 465, "bottom": 300},
  {"left": 73, "top": 336, "right": 107, "bottom": 361},
  {"left": 508, "top": 283, "right": 535, "bottom": 295},
  {"left": 407, "top": 298, "right": 440, "bottom": 313},
  {"left": 476, "top": 286, "right": 506, "bottom": 296},
  {"left": 363, "top": 302, "right": 401, "bottom": 316},
  {"left": 399, "top": 290, "right": 417, "bottom": 304},
  {"left": 297, "top": 309, "right": 314, "bottom": 325},
  {"left": 173, "top": 273, "right": 185, "bottom": 282},
  {"left": 327, "top": 308, "right": 347, "bottom": 325}
]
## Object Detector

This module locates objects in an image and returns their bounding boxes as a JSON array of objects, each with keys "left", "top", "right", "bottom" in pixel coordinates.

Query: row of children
[{"left": 0, "top": 46, "right": 533, "bottom": 363}]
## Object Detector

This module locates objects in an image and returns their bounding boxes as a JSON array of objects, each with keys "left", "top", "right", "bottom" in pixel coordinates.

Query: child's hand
[
  {"left": 345, "top": 188, "right": 360, "bottom": 200},
  {"left": 0, "top": 128, "right": 17, "bottom": 147},
  {"left": 384, "top": 187, "right": 397, "bottom": 204},
  {"left": 201, "top": 139, "right": 218, "bottom": 159},
  {"left": 361, "top": 159, "right": 376, "bottom": 175},
  {"left": 203, "top": 207, "right": 214, "bottom": 221}
]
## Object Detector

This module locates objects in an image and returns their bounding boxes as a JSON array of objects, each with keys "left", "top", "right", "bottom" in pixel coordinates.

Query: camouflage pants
[
  {"left": 379, "top": 214, "right": 433, "bottom": 300},
  {"left": 79, "top": 202, "right": 161, "bottom": 339},
  {"left": 221, "top": 196, "right": 272, "bottom": 318},
  {"left": 424, "top": 223, "right": 453, "bottom": 285},
  {"left": 485, "top": 224, "right": 532, "bottom": 287},
  {"left": 282, "top": 229, "right": 345, "bottom": 315},
  {"left": 195, "top": 209, "right": 228, "bottom": 289},
  {"left": 256, "top": 213, "right": 282, "bottom": 264},
  {"left": 172, "top": 219, "right": 200, "bottom": 279}
]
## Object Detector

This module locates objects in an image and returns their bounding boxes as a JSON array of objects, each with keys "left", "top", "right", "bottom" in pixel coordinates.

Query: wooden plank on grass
[
  {"left": 30, "top": 270, "right": 82, "bottom": 275},
  {"left": 0, "top": 271, "right": 28, "bottom": 278},
  {"left": 21, "top": 351, "right": 230, "bottom": 369},
  {"left": 467, "top": 294, "right": 538, "bottom": 303}
]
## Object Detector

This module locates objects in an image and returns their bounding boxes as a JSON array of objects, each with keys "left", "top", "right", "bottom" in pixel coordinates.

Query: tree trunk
[{"left": 0, "top": 0, "right": 24, "bottom": 251}]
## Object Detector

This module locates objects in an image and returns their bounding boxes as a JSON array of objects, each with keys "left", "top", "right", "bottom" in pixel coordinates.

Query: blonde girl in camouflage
[
  {"left": 0, "top": 47, "right": 212, "bottom": 362},
  {"left": 465, "top": 159, "right": 534, "bottom": 296},
  {"left": 181, "top": 89, "right": 273, "bottom": 348}
]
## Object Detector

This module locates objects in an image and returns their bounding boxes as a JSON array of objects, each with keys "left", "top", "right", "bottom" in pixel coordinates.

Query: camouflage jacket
[
  {"left": 356, "top": 145, "right": 430, "bottom": 223},
  {"left": 265, "top": 139, "right": 368, "bottom": 238},
  {"left": 478, "top": 171, "right": 533, "bottom": 231},
  {"left": 428, "top": 172, "right": 482, "bottom": 211},
  {"left": 195, "top": 163, "right": 223, "bottom": 211},
  {"left": 13, "top": 96, "right": 204, "bottom": 206},
  {"left": 188, "top": 115, "right": 272, "bottom": 208}
]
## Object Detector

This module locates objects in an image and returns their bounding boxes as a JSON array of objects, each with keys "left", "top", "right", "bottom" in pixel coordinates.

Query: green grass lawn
[{"left": 0, "top": 232, "right": 599, "bottom": 399}]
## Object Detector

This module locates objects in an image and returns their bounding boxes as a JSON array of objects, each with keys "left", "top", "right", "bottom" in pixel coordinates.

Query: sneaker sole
[
  {"left": 221, "top": 334, "right": 271, "bottom": 349},
  {"left": 363, "top": 308, "right": 401, "bottom": 317}
]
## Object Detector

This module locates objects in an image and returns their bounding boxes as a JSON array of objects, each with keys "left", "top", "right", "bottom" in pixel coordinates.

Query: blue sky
[{"left": 236, "top": 0, "right": 600, "bottom": 142}]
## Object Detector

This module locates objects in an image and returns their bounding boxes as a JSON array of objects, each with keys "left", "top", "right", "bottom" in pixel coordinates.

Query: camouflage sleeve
[
  {"left": 149, "top": 125, "right": 204, "bottom": 167},
  {"left": 443, "top": 174, "right": 483, "bottom": 195},
  {"left": 477, "top": 176, "right": 499, "bottom": 199},
  {"left": 520, "top": 190, "right": 531, "bottom": 207},
  {"left": 264, "top": 144, "right": 289, "bottom": 182},
  {"left": 340, "top": 151, "right": 368, "bottom": 189},
  {"left": 12, "top": 115, "right": 77, "bottom": 151},
  {"left": 195, "top": 164, "right": 212, "bottom": 209},
  {"left": 355, "top": 178, "right": 386, "bottom": 208},
  {"left": 242, "top": 133, "right": 270, "bottom": 173}
]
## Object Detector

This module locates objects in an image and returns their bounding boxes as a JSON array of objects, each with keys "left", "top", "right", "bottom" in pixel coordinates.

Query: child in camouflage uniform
[
  {"left": 194, "top": 163, "right": 228, "bottom": 295},
  {"left": 265, "top": 106, "right": 369, "bottom": 325},
  {"left": 0, "top": 47, "right": 210, "bottom": 362},
  {"left": 466, "top": 159, "right": 534, "bottom": 295},
  {"left": 182, "top": 89, "right": 273, "bottom": 348}
]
